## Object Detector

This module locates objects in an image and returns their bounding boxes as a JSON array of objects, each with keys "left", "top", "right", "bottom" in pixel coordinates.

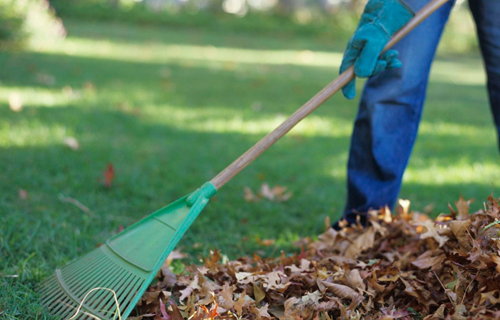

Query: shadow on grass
[{"left": 1, "top": 100, "right": 499, "bottom": 261}]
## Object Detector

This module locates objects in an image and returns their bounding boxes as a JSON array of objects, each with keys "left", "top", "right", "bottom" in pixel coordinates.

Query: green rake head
[{"left": 40, "top": 182, "right": 216, "bottom": 320}]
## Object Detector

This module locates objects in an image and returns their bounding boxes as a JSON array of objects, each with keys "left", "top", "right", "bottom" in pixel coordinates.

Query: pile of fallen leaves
[{"left": 133, "top": 196, "right": 500, "bottom": 320}]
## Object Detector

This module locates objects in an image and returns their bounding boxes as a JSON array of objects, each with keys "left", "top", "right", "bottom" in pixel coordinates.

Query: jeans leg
[
  {"left": 336, "top": 0, "right": 455, "bottom": 228},
  {"left": 469, "top": 0, "right": 500, "bottom": 150}
]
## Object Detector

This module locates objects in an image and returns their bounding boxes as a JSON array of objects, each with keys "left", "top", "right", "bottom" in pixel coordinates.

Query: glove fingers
[
  {"left": 371, "top": 49, "right": 403, "bottom": 74},
  {"left": 380, "top": 49, "right": 398, "bottom": 62},
  {"left": 380, "top": 49, "right": 402, "bottom": 69},
  {"left": 387, "top": 58, "right": 402, "bottom": 69},
  {"left": 354, "top": 40, "right": 386, "bottom": 78},
  {"left": 342, "top": 78, "right": 356, "bottom": 100},
  {"left": 340, "top": 42, "right": 361, "bottom": 73},
  {"left": 340, "top": 41, "right": 361, "bottom": 99}
]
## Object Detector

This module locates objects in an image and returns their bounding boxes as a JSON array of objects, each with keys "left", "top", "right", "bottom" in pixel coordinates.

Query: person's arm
[{"left": 340, "top": 0, "right": 415, "bottom": 99}]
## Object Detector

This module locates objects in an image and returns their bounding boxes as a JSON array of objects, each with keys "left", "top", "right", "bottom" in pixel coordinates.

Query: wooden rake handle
[{"left": 211, "top": 0, "right": 451, "bottom": 190}]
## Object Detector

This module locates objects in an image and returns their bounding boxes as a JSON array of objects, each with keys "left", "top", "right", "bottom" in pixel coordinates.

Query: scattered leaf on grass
[
  {"left": 36, "top": 73, "right": 56, "bottom": 85},
  {"left": 102, "top": 163, "right": 115, "bottom": 188},
  {"left": 243, "top": 183, "right": 292, "bottom": 203},
  {"left": 260, "top": 183, "right": 292, "bottom": 202},
  {"left": 63, "top": 137, "right": 80, "bottom": 150},
  {"left": 244, "top": 187, "right": 258, "bottom": 202},
  {"left": 9, "top": 93, "right": 23, "bottom": 112},
  {"left": 256, "top": 237, "right": 276, "bottom": 246},
  {"left": 83, "top": 81, "right": 96, "bottom": 94},
  {"left": 18, "top": 189, "right": 29, "bottom": 200}
]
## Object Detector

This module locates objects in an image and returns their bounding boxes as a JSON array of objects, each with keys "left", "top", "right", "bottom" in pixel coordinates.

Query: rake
[{"left": 40, "top": 0, "right": 450, "bottom": 318}]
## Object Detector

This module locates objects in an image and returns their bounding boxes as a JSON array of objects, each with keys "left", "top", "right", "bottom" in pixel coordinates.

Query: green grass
[{"left": 0, "top": 19, "right": 498, "bottom": 318}]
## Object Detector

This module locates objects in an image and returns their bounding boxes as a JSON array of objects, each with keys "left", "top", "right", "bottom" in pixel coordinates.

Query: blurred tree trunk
[
  {"left": 207, "top": 0, "right": 225, "bottom": 14},
  {"left": 276, "top": 0, "right": 294, "bottom": 16},
  {"left": 110, "top": 0, "right": 120, "bottom": 7},
  {"left": 347, "top": 0, "right": 365, "bottom": 13}
]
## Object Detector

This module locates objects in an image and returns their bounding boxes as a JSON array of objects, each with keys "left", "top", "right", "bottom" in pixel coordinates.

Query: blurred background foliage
[
  {"left": 0, "top": 0, "right": 65, "bottom": 49},
  {"left": 0, "top": 0, "right": 478, "bottom": 53}
]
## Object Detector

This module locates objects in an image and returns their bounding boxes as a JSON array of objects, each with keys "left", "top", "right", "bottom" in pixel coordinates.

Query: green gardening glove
[{"left": 340, "top": 0, "right": 415, "bottom": 99}]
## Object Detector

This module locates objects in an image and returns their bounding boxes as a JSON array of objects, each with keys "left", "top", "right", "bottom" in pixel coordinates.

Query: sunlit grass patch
[
  {"left": 32, "top": 37, "right": 344, "bottom": 69},
  {"left": 0, "top": 86, "right": 79, "bottom": 108},
  {"left": 138, "top": 104, "right": 352, "bottom": 137},
  {"left": 404, "top": 161, "right": 500, "bottom": 185},
  {"left": 0, "top": 120, "right": 71, "bottom": 147},
  {"left": 430, "top": 58, "right": 486, "bottom": 86}
]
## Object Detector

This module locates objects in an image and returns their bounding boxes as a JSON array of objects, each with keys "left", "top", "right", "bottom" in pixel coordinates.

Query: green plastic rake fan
[
  {"left": 40, "top": 184, "right": 215, "bottom": 319},
  {"left": 40, "top": 1, "right": 449, "bottom": 318}
]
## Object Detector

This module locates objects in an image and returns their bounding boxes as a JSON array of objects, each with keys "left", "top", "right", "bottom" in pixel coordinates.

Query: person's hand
[{"left": 340, "top": 0, "right": 414, "bottom": 99}]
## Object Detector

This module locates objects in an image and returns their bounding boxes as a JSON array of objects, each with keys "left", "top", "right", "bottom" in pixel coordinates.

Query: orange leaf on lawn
[{"left": 103, "top": 163, "right": 115, "bottom": 188}]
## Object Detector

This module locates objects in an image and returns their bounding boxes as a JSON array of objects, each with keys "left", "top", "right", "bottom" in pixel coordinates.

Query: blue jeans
[{"left": 335, "top": 0, "right": 500, "bottom": 228}]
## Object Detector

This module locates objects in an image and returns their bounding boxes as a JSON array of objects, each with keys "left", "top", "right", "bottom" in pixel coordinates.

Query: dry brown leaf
[
  {"left": 179, "top": 274, "right": 200, "bottom": 301},
  {"left": 412, "top": 252, "right": 447, "bottom": 269},
  {"left": 253, "top": 282, "right": 266, "bottom": 304},
  {"left": 319, "top": 281, "right": 362, "bottom": 306},
  {"left": 235, "top": 272, "right": 252, "bottom": 281},
  {"left": 244, "top": 183, "right": 292, "bottom": 202},
  {"left": 233, "top": 291, "right": 246, "bottom": 316},
  {"left": 165, "top": 250, "right": 187, "bottom": 266},
  {"left": 344, "top": 227, "right": 375, "bottom": 258},
  {"left": 268, "top": 305, "right": 285, "bottom": 319},
  {"left": 263, "top": 271, "right": 284, "bottom": 290},
  {"left": 256, "top": 237, "right": 276, "bottom": 246},
  {"left": 167, "top": 300, "right": 184, "bottom": 320},
  {"left": 315, "top": 228, "right": 338, "bottom": 251},
  {"left": 489, "top": 255, "right": 500, "bottom": 274},
  {"left": 415, "top": 220, "right": 449, "bottom": 247},
  {"left": 346, "top": 269, "right": 365, "bottom": 291},
  {"left": 449, "top": 220, "right": 472, "bottom": 250},
  {"left": 431, "top": 304, "right": 446, "bottom": 319},
  {"left": 244, "top": 187, "right": 259, "bottom": 202},
  {"left": 218, "top": 283, "right": 234, "bottom": 310},
  {"left": 396, "top": 199, "right": 412, "bottom": 220},
  {"left": 139, "top": 291, "right": 162, "bottom": 305},
  {"left": 159, "top": 262, "right": 177, "bottom": 287},
  {"left": 257, "top": 303, "right": 272, "bottom": 319},
  {"left": 102, "top": 163, "right": 114, "bottom": 188},
  {"left": 455, "top": 196, "right": 473, "bottom": 220},
  {"left": 480, "top": 291, "right": 500, "bottom": 305}
]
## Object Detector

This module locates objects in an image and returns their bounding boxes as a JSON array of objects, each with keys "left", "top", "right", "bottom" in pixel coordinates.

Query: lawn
[{"left": 0, "top": 19, "right": 498, "bottom": 318}]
